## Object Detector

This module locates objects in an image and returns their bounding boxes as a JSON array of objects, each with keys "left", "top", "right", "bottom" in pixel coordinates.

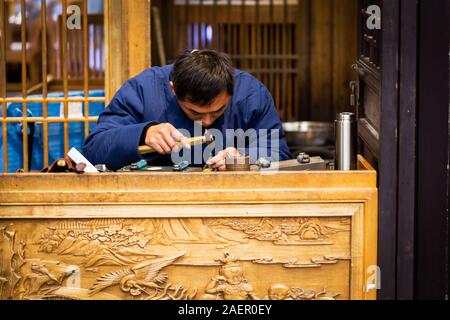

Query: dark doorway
[{"left": 357, "top": 0, "right": 449, "bottom": 300}]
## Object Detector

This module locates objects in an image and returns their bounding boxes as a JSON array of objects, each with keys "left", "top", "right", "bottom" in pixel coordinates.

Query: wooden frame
[
  {"left": 378, "top": 0, "right": 399, "bottom": 300},
  {"left": 396, "top": 0, "right": 417, "bottom": 300}
]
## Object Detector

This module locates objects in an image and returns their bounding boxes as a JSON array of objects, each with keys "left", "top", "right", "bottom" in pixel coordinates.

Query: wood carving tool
[{"left": 138, "top": 130, "right": 215, "bottom": 155}]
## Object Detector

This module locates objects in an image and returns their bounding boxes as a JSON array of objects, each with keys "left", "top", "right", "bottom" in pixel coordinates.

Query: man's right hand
[{"left": 144, "top": 123, "right": 190, "bottom": 154}]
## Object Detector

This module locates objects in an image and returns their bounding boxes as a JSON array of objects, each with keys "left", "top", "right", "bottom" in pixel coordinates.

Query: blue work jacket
[{"left": 83, "top": 65, "right": 291, "bottom": 170}]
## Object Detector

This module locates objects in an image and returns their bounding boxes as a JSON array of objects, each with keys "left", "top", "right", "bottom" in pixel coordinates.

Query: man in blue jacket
[{"left": 83, "top": 49, "right": 291, "bottom": 171}]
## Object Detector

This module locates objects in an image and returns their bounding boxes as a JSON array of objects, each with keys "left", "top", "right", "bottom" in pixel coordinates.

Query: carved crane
[{"left": 89, "top": 252, "right": 186, "bottom": 298}]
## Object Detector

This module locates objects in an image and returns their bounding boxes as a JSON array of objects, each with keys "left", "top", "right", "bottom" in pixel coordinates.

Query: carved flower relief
[
  {"left": 90, "top": 229, "right": 106, "bottom": 240},
  {"left": 89, "top": 230, "right": 111, "bottom": 243},
  {"left": 86, "top": 225, "right": 148, "bottom": 246},
  {"left": 127, "top": 235, "right": 150, "bottom": 248},
  {"left": 37, "top": 224, "right": 151, "bottom": 257},
  {"left": 106, "top": 224, "right": 122, "bottom": 235},
  {"left": 118, "top": 229, "right": 133, "bottom": 237}
]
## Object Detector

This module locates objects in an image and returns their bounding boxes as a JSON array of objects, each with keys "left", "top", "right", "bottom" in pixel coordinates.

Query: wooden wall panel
[
  {"left": 310, "top": 0, "right": 332, "bottom": 121},
  {"left": 105, "top": 0, "right": 151, "bottom": 103},
  {"left": 333, "top": 0, "right": 358, "bottom": 117},
  {"left": 310, "top": 0, "right": 358, "bottom": 122},
  {"left": 297, "top": 0, "right": 311, "bottom": 120}
]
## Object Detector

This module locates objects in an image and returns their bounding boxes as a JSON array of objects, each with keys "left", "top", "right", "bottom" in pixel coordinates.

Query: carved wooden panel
[
  {"left": 0, "top": 203, "right": 365, "bottom": 300},
  {"left": 0, "top": 158, "right": 378, "bottom": 300}
]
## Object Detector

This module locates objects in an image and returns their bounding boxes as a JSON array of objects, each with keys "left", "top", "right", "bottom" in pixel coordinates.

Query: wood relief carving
[
  {"left": 205, "top": 218, "right": 350, "bottom": 246},
  {"left": 0, "top": 215, "right": 352, "bottom": 300},
  {"left": 250, "top": 255, "right": 351, "bottom": 268},
  {"left": 265, "top": 284, "right": 339, "bottom": 300},
  {"left": 90, "top": 252, "right": 196, "bottom": 300},
  {"left": 0, "top": 225, "right": 80, "bottom": 300},
  {"left": 0, "top": 158, "right": 378, "bottom": 300},
  {"left": 202, "top": 252, "right": 258, "bottom": 300},
  {"left": 37, "top": 221, "right": 156, "bottom": 268}
]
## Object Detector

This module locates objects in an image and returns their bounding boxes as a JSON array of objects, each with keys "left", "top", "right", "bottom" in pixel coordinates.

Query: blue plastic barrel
[{"left": 0, "top": 90, "right": 105, "bottom": 172}]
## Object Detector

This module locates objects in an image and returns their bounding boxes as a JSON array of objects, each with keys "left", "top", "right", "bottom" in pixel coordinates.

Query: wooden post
[{"left": 104, "top": 0, "right": 151, "bottom": 103}]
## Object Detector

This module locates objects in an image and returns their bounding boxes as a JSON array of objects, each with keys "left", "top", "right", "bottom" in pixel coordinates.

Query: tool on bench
[
  {"left": 297, "top": 152, "right": 311, "bottom": 164},
  {"left": 173, "top": 160, "right": 189, "bottom": 172},
  {"left": 256, "top": 157, "right": 272, "bottom": 169},
  {"left": 138, "top": 130, "right": 215, "bottom": 155},
  {"left": 259, "top": 156, "right": 326, "bottom": 171},
  {"left": 134, "top": 159, "right": 149, "bottom": 170},
  {"left": 95, "top": 164, "right": 109, "bottom": 172}
]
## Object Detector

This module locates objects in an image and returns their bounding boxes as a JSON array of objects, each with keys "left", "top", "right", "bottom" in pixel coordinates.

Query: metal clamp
[{"left": 297, "top": 153, "right": 311, "bottom": 164}]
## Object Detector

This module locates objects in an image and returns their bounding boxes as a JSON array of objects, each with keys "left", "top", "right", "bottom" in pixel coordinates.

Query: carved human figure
[{"left": 203, "top": 252, "right": 258, "bottom": 300}]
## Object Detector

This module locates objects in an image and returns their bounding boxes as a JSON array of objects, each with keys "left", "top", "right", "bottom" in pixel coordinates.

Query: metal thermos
[{"left": 335, "top": 112, "right": 357, "bottom": 171}]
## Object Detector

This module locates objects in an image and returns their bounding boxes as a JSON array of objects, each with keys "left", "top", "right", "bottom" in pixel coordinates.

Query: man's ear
[{"left": 169, "top": 81, "right": 176, "bottom": 96}]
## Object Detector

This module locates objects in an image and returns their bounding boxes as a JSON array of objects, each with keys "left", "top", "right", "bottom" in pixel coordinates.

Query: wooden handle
[
  {"left": 138, "top": 145, "right": 156, "bottom": 155},
  {"left": 138, "top": 136, "right": 207, "bottom": 155}
]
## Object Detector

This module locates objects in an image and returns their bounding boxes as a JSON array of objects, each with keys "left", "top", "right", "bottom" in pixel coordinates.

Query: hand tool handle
[
  {"left": 138, "top": 145, "right": 157, "bottom": 155},
  {"left": 138, "top": 136, "right": 207, "bottom": 155}
]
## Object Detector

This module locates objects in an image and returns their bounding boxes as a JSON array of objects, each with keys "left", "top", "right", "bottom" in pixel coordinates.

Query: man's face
[{"left": 170, "top": 82, "right": 230, "bottom": 128}]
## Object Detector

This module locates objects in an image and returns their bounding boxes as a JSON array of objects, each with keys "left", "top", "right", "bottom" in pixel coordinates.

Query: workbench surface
[{"left": 0, "top": 156, "right": 378, "bottom": 300}]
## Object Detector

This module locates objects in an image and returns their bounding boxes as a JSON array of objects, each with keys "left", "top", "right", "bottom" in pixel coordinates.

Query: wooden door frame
[
  {"left": 378, "top": 0, "right": 400, "bottom": 300},
  {"left": 377, "top": 0, "right": 449, "bottom": 300}
]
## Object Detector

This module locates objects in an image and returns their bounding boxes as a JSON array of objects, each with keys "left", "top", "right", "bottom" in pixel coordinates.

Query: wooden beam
[
  {"left": 104, "top": 0, "right": 151, "bottom": 103},
  {"left": 397, "top": 0, "right": 418, "bottom": 300},
  {"left": 379, "top": 0, "right": 400, "bottom": 300},
  {"left": 332, "top": 0, "right": 357, "bottom": 117},
  {"left": 310, "top": 0, "right": 332, "bottom": 122}
]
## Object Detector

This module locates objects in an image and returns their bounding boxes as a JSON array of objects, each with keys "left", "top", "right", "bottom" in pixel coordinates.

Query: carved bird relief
[{"left": 89, "top": 252, "right": 186, "bottom": 297}]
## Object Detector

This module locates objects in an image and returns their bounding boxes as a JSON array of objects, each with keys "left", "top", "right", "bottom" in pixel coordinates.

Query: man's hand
[
  {"left": 144, "top": 123, "right": 190, "bottom": 154},
  {"left": 206, "top": 147, "right": 240, "bottom": 171}
]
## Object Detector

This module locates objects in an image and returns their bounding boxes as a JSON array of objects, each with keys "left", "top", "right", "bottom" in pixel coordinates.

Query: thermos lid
[{"left": 336, "top": 112, "right": 356, "bottom": 121}]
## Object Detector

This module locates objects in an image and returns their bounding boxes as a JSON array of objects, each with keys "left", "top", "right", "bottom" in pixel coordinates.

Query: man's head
[{"left": 170, "top": 49, "right": 235, "bottom": 127}]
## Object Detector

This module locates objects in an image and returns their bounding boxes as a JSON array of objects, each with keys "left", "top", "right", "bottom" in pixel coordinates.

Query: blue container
[
  {"left": 0, "top": 107, "right": 33, "bottom": 173},
  {"left": 0, "top": 90, "right": 105, "bottom": 172}
]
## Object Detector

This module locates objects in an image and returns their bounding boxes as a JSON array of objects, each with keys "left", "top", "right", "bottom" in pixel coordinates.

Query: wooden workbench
[{"left": 0, "top": 156, "right": 377, "bottom": 300}]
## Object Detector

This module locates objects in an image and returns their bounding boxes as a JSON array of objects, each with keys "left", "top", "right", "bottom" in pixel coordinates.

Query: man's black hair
[{"left": 171, "top": 49, "right": 234, "bottom": 106}]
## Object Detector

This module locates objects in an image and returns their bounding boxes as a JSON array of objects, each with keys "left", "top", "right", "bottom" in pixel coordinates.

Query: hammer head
[{"left": 204, "top": 130, "right": 215, "bottom": 144}]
